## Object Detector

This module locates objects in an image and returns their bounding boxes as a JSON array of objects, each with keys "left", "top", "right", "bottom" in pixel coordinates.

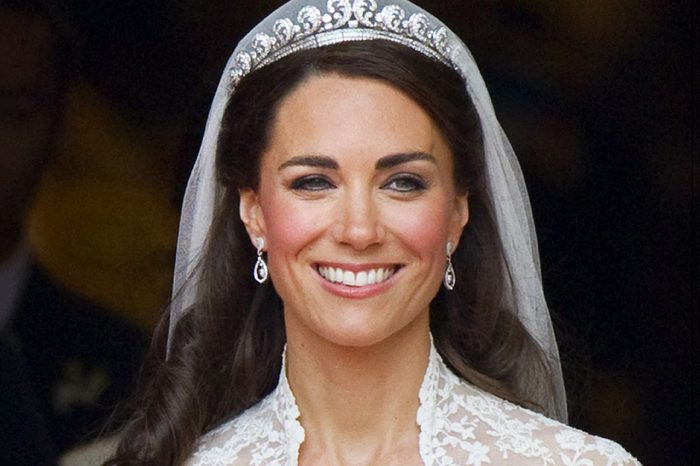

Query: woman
[{"left": 107, "top": 1, "right": 640, "bottom": 464}]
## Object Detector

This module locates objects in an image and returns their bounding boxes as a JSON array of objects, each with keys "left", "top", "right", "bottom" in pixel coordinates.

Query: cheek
[
  {"left": 258, "top": 190, "right": 324, "bottom": 262},
  {"left": 383, "top": 200, "right": 452, "bottom": 262}
]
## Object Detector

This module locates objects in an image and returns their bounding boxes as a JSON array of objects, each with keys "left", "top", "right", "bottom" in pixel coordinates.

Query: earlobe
[{"left": 239, "top": 189, "right": 266, "bottom": 246}]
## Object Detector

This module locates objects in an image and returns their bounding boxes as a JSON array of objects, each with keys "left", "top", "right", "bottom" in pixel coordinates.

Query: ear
[
  {"left": 448, "top": 193, "right": 470, "bottom": 249},
  {"left": 239, "top": 189, "right": 267, "bottom": 247}
]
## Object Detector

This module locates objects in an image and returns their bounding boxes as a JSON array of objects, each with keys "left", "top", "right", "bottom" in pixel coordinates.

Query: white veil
[{"left": 169, "top": 0, "right": 567, "bottom": 423}]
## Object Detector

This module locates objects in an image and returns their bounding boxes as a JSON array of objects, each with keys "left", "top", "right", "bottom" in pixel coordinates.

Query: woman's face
[{"left": 240, "top": 73, "right": 469, "bottom": 348}]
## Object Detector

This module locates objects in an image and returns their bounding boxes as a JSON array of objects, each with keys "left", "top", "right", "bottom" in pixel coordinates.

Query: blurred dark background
[{"left": 1, "top": 0, "right": 695, "bottom": 464}]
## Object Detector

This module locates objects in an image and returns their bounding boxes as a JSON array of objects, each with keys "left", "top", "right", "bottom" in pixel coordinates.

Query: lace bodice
[{"left": 185, "top": 344, "right": 639, "bottom": 465}]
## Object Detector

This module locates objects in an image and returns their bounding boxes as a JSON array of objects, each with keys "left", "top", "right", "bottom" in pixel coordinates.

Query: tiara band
[{"left": 228, "top": 0, "right": 454, "bottom": 88}]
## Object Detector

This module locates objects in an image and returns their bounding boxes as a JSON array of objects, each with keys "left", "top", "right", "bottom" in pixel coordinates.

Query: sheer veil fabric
[{"left": 170, "top": 0, "right": 567, "bottom": 422}]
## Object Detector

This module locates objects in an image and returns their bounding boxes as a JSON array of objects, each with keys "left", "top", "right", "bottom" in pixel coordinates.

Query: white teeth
[
  {"left": 342, "top": 270, "right": 354, "bottom": 286},
  {"left": 367, "top": 269, "right": 377, "bottom": 285},
  {"left": 318, "top": 266, "right": 396, "bottom": 287}
]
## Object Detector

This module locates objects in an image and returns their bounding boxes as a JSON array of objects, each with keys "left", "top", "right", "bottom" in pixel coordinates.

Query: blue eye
[
  {"left": 290, "top": 175, "right": 335, "bottom": 191},
  {"left": 382, "top": 174, "right": 427, "bottom": 192}
]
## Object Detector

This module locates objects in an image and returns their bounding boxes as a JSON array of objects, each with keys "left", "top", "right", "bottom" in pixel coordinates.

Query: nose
[{"left": 332, "top": 187, "right": 385, "bottom": 250}]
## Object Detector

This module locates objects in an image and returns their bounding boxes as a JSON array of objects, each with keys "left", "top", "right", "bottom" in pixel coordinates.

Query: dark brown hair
[{"left": 106, "top": 40, "right": 555, "bottom": 465}]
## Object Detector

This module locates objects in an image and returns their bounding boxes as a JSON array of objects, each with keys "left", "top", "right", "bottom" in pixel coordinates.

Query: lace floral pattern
[{"left": 185, "top": 343, "right": 640, "bottom": 465}]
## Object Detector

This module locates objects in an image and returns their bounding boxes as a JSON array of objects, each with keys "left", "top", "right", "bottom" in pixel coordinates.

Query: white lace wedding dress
[{"left": 185, "top": 342, "right": 640, "bottom": 465}]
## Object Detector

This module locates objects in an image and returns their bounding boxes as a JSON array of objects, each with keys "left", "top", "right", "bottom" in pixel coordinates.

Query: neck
[{"left": 285, "top": 317, "right": 430, "bottom": 464}]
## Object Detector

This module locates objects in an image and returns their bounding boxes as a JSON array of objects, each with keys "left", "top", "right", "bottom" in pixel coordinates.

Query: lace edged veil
[{"left": 168, "top": 0, "right": 568, "bottom": 423}]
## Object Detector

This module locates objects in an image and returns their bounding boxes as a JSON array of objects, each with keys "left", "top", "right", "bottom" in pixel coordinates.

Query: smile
[{"left": 317, "top": 265, "right": 397, "bottom": 287}]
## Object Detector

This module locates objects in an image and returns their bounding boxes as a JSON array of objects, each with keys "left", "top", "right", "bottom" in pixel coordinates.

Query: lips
[{"left": 317, "top": 265, "right": 397, "bottom": 287}]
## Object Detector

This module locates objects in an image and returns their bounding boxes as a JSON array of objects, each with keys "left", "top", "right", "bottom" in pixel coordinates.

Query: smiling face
[{"left": 240, "top": 74, "right": 469, "bottom": 348}]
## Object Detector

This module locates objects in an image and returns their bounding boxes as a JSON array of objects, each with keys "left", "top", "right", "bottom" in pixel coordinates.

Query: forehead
[
  {"left": 0, "top": 9, "right": 54, "bottom": 91},
  {"left": 266, "top": 73, "right": 448, "bottom": 163}
]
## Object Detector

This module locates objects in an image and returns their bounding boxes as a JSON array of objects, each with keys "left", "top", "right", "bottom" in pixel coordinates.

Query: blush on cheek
[
  {"left": 257, "top": 193, "right": 322, "bottom": 263},
  {"left": 384, "top": 203, "right": 452, "bottom": 261}
]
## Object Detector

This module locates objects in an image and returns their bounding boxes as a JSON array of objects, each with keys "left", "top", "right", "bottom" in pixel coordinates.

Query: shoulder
[
  {"left": 540, "top": 424, "right": 642, "bottom": 466},
  {"left": 433, "top": 368, "right": 641, "bottom": 465},
  {"left": 183, "top": 390, "right": 289, "bottom": 466}
]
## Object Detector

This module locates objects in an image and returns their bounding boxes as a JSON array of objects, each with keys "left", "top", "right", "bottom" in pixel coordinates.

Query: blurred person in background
[{"left": 0, "top": 0, "right": 147, "bottom": 461}]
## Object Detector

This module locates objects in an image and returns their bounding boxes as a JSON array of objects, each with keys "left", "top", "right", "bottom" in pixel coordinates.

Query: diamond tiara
[{"left": 228, "top": 0, "right": 455, "bottom": 89}]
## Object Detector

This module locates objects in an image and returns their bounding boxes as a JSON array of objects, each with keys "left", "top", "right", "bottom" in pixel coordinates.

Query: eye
[
  {"left": 290, "top": 175, "right": 336, "bottom": 191},
  {"left": 382, "top": 174, "right": 427, "bottom": 193}
]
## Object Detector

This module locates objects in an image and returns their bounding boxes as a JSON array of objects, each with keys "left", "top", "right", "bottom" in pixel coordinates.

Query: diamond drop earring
[
  {"left": 443, "top": 241, "right": 456, "bottom": 290},
  {"left": 253, "top": 237, "right": 269, "bottom": 284}
]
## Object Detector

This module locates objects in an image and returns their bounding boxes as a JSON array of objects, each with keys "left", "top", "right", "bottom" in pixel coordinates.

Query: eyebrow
[
  {"left": 278, "top": 155, "right": 338, "bottom": 170},
  {"left": 278, "top": 151, "right": 436, "bottom": 171},
  {"left": 375, "top": 151, "right": 436, "bottom": 170}
]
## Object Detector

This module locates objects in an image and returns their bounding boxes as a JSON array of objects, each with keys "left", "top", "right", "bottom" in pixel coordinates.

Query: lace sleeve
[
  {"left": 550, "top": 429, "right": 641, "bottom": 466},
  {"left": 419, "top": 349, "right": 642, "bottom": 465}
]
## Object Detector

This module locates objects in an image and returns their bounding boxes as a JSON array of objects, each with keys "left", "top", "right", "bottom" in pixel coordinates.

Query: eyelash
[
  {"left": 289, "top": 173, "right": 428, "bottom": 193},
  {"left": 381, "top": 174, "right": 427, "bottom": 192},
  {"left": 290, "top": 175, "right": 335, "bottom": 191}
]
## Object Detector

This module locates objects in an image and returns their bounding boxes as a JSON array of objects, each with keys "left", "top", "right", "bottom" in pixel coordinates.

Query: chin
[
  {"left": 308, "top": 309, "right": 428, "bottom": 351},
  {"left": 320, "top": 328, "right": 391, "bottom": 349}
]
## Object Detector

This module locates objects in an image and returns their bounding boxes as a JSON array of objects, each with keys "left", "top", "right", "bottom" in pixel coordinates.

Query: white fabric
[
  {"left": 170, "top": 0, "right": 566, "bottom": 421},
  {"left": 0, "top": 242, "right": 31, "bottom": 330},
  {"left": 59, "top": 436, "right": 119, "bottom": 466},
  {"left": 185, "top": 341, "right": 640, "bottom": 466}
]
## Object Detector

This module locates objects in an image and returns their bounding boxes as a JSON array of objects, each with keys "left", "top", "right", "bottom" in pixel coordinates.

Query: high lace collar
[
  {"left": 190, "top": 334, "right": 639, "bottom": 465},
  {"left": 277, "top": 345, "right": 306, "bottom": 463}
]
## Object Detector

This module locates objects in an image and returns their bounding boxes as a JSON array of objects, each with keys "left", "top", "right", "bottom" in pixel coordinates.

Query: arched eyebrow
[
  {"left": 277, "top": 151, "right": 436, "bottom": 171},
  {"left": 375, "top": 151, "right": 436, "bottom": 170},
  {"left": 278, "top": 155, "right": 338, "bottom": 171}
]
